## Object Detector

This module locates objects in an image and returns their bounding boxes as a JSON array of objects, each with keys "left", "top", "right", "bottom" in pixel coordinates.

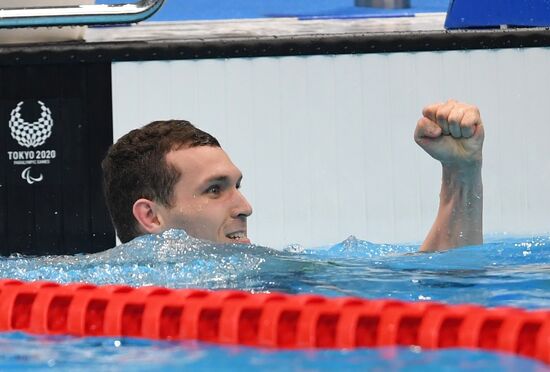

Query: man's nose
[{"left": 232, "top": 190, "right": 253, "bottom": 218}]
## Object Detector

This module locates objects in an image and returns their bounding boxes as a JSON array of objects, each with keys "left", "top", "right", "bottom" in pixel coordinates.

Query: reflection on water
[
  {"left": 0, "top": 332, "right": 543, "bottom": 371},
  {"left": 1, "top": 229, "right": 549, "bottom": 309}
]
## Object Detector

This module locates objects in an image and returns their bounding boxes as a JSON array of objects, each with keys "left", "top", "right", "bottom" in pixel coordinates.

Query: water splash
[{"left": 0, "top": 230, "right": 549, "bottom": 308}]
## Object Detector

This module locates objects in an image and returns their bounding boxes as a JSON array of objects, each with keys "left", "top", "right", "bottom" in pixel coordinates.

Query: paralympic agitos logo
[{"left": 6, "top": 101, "right": 57, "bottom": 185}]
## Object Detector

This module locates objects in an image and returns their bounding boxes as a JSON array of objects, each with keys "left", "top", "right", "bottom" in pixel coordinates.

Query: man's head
[{"left": 102, "top": 120, "right": 252, "bottom": 244}]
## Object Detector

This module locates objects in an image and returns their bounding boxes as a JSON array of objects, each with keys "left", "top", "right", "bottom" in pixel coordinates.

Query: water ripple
[{"left": 0, "top": 230, "right": 549, "bottom": 308}]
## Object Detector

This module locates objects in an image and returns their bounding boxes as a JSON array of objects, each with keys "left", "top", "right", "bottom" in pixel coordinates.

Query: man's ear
[{"left": 132, "top": 198, "right": 164, "bottom": 234}]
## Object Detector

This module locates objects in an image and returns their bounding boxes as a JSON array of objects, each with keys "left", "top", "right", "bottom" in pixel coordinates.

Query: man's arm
[{"left": 414, "top": 100, "right": 484, "bottom": 252}]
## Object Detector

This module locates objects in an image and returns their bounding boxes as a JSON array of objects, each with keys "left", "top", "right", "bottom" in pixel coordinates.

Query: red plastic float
[{"left": 0, "top": 279, "right": 548, "bottom": 364}]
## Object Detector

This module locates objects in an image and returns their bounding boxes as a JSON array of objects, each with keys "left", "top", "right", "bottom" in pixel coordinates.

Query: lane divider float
[{"left": 0, "top": 279, "right": 548, "bottom": 364}]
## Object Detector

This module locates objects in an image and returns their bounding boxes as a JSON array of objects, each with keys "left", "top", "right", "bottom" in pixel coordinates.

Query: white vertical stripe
[
  {"left": 304, "top": 55, "right": 339, "bottom": 245},
  {"left": 332, "top": 54, "right": 367, "bottom": 243},
  {"left": 248, "top": 57, "right": 285, "bottom": 247},
  {"left": 360, "top": 53, "right": 396, "bottom": 243},
  {"left": 112, "top": 61, "right": 141, "bottom": 141},
  {"left": 167, "top": 60, "right": 200, "bottom": 123},
  {"left": 522, "top": 48, "right": 550, "bottom": 234},
  {"left": 278, "top": 57, "right": 312, "bottom": 246}
]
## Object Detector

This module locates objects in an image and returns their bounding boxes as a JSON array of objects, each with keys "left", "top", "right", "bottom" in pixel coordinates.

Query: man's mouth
[{"left": 226, "top": 231, "right": 250, "bottom": 244}]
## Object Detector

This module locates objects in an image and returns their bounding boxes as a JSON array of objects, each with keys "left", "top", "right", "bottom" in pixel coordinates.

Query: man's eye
[{"left": 206, "top": 185, "right": 221, "bottom": 195}]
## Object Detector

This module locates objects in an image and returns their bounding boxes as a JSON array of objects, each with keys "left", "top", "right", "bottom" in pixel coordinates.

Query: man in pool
[{"left": 101, "top": 99, "right": 483, "bottom": 252}]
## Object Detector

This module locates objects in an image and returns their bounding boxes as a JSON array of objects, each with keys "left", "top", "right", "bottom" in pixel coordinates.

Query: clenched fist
[{"left": 415, "top": 99, "right": 484, "bottom": 166}]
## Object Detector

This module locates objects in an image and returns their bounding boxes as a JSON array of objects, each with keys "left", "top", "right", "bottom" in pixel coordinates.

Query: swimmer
[{"left": 102, "top": 99, "right": 484, "bottom": 252}]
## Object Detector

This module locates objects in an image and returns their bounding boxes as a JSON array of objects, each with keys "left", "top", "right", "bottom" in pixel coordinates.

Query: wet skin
[{"left": 141, "top": 146, "right": 253, "bottom": 244}]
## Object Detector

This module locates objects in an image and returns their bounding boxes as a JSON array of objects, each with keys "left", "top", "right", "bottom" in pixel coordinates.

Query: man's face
[{"left": 157, "top": 146, "right": 253, "bottom": 244}]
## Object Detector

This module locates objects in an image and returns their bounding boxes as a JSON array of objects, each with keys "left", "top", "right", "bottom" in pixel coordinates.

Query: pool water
[
  {"left": 0, "top": 229, "right": 549, "bottom": 370},
  {"left": 2, "top": 230, "right": 549, "bottom": 308},
  {"left": 0, "top": 332, "right": 544, "bottom": 371}
]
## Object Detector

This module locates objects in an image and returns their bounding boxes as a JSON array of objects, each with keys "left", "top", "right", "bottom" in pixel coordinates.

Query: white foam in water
[{"left": 1, "top": 229, "right": 549, "bottom": 309}]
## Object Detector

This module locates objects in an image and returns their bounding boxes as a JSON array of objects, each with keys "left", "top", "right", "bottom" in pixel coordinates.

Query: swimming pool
[
  {"left": 1, "top": 1, "right": 550, "bottom": 370},
  {"left": 0, "top": 230, "right": 549, "bottom": 369},
  {"left": 3, "top": 230, "right": 550, "bottom": 309}
]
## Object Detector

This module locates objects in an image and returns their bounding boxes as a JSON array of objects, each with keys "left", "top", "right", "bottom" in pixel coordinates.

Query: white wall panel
[
  {"left": 112, "top": 48, "right": 550, "bottom": 248},
  {"left": 333, "top": 55, "right": 367, "bottom": 242},
  {"left": 359, "top": 54, "right": 397, "bottom": 243},
  {"left": 278, "top": 57, "right": 312, "bottom": 244}
]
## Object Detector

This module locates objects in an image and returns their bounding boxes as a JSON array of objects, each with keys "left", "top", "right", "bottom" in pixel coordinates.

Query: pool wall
[
  {"left": 112, "top": 48, "right": 550, "bottom": 248},
  {"left": 1, "top": 15, "right": 550, "bottom": 254}
]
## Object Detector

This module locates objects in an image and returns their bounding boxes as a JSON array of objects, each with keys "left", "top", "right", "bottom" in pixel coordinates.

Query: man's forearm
[{"left": 420, "top": 162, "right": 483, "bottom": 252}]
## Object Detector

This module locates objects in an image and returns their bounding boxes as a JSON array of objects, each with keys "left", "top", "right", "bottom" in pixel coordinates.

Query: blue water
[
  {"left": 0, "top": 229, "right": 549, "bottom": 370},
  {"left": 2, "top": 230, "right": 550, "bottom": 308},
  {"left": 0, "top": 333, "right": 545, "bottom": 371}
]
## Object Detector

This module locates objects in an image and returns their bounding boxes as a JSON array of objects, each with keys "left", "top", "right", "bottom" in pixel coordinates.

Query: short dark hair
[{"left": 101, "top": 120, "right": 221, "bottom": 243}]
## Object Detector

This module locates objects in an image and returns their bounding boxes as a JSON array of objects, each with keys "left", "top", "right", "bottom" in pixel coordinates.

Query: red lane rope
[{"left": 0, "top": 279, "right": 548, "bottom": 364}]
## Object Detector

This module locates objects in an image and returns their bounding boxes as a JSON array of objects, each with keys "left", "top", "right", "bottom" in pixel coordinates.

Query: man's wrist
[
  {"left": 441, "top": 160, "right": 482, "bottom": 183},
  {"left": 440, "top": 161, "right": 482, "bottom": 204}
]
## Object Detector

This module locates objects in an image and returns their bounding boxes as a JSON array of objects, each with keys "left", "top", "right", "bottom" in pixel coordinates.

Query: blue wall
[{"left": 98, "top": 0, "right": 449, "bottom": 21}]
